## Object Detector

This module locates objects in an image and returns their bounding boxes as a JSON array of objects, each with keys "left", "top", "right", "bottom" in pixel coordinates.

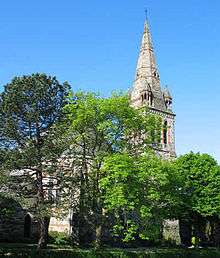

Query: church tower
[{"left": 130, "top": 19, "right": 176, "bottom": 158}]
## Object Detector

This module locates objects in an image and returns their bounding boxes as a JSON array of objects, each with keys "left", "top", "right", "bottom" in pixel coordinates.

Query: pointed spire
[
  {"left": 134, "top": 19, "right": 160, "bottom": 89},
  {"left": 163, "top": 86, "right": 172, "bottom": 100},
  {"left": 130, "top": 19, "right": 167, "bottom": 111},
  {"left": 163, "top": 86, "right": 173, "bottom": 110}
]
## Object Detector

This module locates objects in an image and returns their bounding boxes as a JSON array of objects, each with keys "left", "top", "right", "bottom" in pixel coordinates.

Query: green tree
[
  {"left": 100, "top": 152, "right": 177, "bottom": 242},
  {"left": 0, "top": 150, "right": 12, "bottom": 219},
  {"left": 0, "top": 73, "right": 70, "bottom": 249},
  {"left": 174, "top": 152, "right": 220, "bottom": 246},
  {"left": 64, "top": 91, "right": 161, "bottom": 247}
]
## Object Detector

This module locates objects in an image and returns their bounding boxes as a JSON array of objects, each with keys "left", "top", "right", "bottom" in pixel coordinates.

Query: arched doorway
[{"left": 24, "top": 214, "right": 32, "bottom": 238}]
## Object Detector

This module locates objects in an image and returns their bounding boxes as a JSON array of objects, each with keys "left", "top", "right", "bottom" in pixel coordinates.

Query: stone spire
[
  {"left": 134, "top": 20, "right": 160, "bottom": 90},
  {"left": 130, "top": 20, "right": 166, "bottom": 111}
]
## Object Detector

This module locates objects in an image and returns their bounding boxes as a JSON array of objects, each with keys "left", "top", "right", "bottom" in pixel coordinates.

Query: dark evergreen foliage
[{"left": 0, "top": 73, "right": 70, "bottom": 249}]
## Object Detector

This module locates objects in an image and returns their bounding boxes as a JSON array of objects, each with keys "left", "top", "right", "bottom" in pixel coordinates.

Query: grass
[{"left": 1, "top": 243, "right": 220, "bottom": 258}]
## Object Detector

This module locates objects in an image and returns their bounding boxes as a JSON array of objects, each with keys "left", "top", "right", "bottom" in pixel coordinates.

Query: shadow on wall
[{"left": 0, "top": 196, "right": 39, "bottom": 242}]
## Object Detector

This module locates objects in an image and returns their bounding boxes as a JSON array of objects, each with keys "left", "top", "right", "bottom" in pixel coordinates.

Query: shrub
[{"left": 48, "top": 231, "right": 71, "bottom": 246}]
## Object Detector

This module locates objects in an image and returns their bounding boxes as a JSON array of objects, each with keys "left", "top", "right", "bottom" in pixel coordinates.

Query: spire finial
[{"left": 145, "top": 8, "right": 148, "bottom": 22}]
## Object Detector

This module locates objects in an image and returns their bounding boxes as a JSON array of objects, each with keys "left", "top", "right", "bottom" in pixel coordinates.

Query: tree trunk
[
  {"left": 179, "top": 219, "right": 192, "bottom": 247},
  {"left": 36, "top": 156, "right": 49, "bottom": 249},
  {"left": 95, "top": 223, "right": 102, "bottom": 249},
  {"left": 37, "top": 216, "right": 50, "bottom": 249},
  {"left": 207, "top": 217, "right": 215, "bottom": 246},
  {"left": 94, "top": 165, "right": 103, "bottom": 249},
  {"left": 94, "top": 200, "right": 103, "bottom": 249},
  {"left": 193, "top": 214, "right": 208, "bottom": 247},
  {"left": 213, "top": 217, "right": 220, "bottom": 247}
]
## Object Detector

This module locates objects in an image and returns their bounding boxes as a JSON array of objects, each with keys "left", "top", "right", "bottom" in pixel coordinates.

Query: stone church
[
  {"left": 51, "top": 18, "right": 177, "bottom": 235},
  {"left": 0, "top": 18, "right": 176, "bottom": 241}
]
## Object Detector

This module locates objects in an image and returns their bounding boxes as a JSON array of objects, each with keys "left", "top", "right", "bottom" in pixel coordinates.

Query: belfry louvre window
[
  {"left": 163, "top": 120, "right": 168, "bottom": 145},
  {"left": 148, "top": 92, "right": 153, "bottom": 106}
]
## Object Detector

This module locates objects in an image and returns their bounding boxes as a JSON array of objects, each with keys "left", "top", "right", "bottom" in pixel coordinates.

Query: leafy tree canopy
[
  {"left": 174, "top": 152, "right": 220, "bottom": 218},
  {"left": 63, "top": 91, "right": 162, "bottom": 245},
  {"left": 100, "top": 152, "right": 177, "bottom": 242}
]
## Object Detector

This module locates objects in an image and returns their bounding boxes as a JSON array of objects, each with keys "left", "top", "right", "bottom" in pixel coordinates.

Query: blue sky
[{"left": 0, "top": 0, "right": 220, "bottom": 162}]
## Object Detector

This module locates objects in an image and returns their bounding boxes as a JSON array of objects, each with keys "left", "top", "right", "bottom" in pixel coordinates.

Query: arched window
[
  {"left": 163, "top": 121, "right": 168, "bottom": 145},
  {"left": 24, "top": 214, "right": 32, "bottom": 238},
  {"left": 149, "top": 92, "right": 153, "bottom": 106},
  {"left": 144, "top": 92, "right": 147, "bottom": 100},
  {"left": 146, "top": 91, "right": 153, "bottom": 107}
]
